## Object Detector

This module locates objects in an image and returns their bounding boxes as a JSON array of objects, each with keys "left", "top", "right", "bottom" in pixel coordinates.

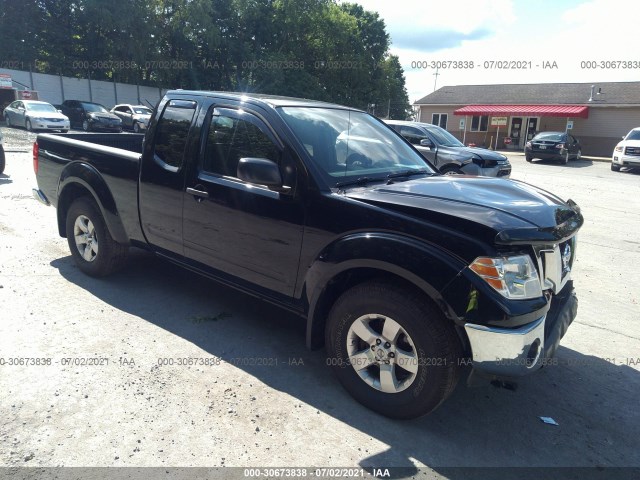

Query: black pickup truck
[{"left": 33, "top": 91, "right": 582, "bottom": 419}]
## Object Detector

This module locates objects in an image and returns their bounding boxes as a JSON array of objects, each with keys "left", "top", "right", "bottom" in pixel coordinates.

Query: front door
[
  {"left": 525, "top": 117, "right": 539, "bottom": 143},
  {"left": 509, "top": 117, "right": 523, "bottom": 148},
  {"left": 182, "top": 103, "right": 305, "bottom": 297}
]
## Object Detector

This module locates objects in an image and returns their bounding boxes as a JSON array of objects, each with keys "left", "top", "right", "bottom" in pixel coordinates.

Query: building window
[
  {"left": 432, "top": 113, "right": 448, "bottom": 129},
  {"left": 470, "top": 115, "right": 488, "bottom": 132}
]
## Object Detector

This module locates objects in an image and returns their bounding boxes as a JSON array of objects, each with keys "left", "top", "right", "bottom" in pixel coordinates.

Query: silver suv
[{"left": 385, "top": 120, "right": 511, "bottom": 177}]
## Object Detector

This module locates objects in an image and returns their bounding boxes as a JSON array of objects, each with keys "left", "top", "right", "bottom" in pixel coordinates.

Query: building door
[
  {"left": 509, "top": 117, "right": 523, "bottom": 148},
  {"left": 525, "top": 117, "right": 539, "bottom": 142}
]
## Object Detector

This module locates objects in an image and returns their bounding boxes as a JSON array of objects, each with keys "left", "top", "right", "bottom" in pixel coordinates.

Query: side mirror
[
  {"left": 420, "top": 138, "right": 434, "bottom": 148},
  {"left": 237, "top": 157, "right": 284, "bottom": 189}
]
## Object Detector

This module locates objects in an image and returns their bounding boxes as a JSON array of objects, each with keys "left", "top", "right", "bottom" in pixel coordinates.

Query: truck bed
[{"left": 35, "top": 132, "right": 146, "bottom": 244}]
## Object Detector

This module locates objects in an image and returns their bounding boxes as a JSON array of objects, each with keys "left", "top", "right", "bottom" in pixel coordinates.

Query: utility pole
[{"left": 433, "top": 66, "right": 439, "bottom": 92}]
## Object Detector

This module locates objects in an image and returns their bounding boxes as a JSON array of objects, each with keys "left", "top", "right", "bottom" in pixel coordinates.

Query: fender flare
[
  {"left": 303, "top": 232, "right": 467, "bottom": 348},
  {"left": 57, "top": 162, "right": 129, "bottom": 244}
]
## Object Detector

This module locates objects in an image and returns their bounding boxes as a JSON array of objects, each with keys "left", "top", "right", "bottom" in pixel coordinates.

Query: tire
[
  {"left": 575, "top": 149, "right": 581, "bottom": 160},
  {"left": 65, "top": 197, "right": 128, "bottom": 277},
  {"left": 0, "top": 145, "right": 5, "bottom": 174},
  {"left": 525, "top": 155, "right": 532, "bottom": 162},
  {"left": 82, "top": 120, "right": 90, "bottom": 132},
  {"left": 61, "top": 129, "right": 68, "bottom": 133},
  {"left": 133, "top": 122, "right": 140, "bottom": 133},
  {"left": 5, "top": 115, "right": 11, "bottom": 128},
  {"left": 611, "top": 164, "right": 621, "bottom": 172},
  {"left": 325, "top": 281, "right": 462, "bottom": 419},
  {"left": 559, "top": 151, "right": 569, "bottom": 165},
  {"left": 26, "top": 119, "right": 33, "bottom": 132},
  {"left": 439, "top": 166, "right": 464, "bottom": 175}
]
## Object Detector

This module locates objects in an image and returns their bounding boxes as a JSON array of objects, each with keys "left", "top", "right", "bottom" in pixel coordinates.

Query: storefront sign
[
  {"left": 459, "top": 119, "right": 465, "bottom": 130},
  {"left": 566, "top": 120, "right": 574, "bottom": 130},
  {"left": 491, "top": 116, "right": 508, "bottom": 127}
]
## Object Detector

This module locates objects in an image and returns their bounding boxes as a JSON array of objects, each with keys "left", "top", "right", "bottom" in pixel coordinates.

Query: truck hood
[{"left": 345, "top": 175, "right": 582, "bottom": 244}]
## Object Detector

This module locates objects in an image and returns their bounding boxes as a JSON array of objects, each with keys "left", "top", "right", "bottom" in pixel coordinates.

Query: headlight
[
  {"left": 614, "top": 145, "right": 623, "bottom": 153},
  {"left": 525, "top": 141, "right": 531, "bottom": 148},
  {"left": 469, "top": 255, "right": 542, "bottom": 300}
]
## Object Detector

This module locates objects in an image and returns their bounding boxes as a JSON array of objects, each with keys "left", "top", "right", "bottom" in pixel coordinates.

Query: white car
[
  {"left": 110, "top": 104, "right": 153, "bottom": 132},
  {"left": 3, "top": 100, "right": 70, "bottom": 132},
  {"left": 612, "top": 127, "right": 640, "bottom": 172}
]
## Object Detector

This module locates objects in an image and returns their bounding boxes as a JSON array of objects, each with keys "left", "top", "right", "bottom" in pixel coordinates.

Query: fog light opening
[{"left": 526, "top": 339, "right": 541, "bottom": 368}]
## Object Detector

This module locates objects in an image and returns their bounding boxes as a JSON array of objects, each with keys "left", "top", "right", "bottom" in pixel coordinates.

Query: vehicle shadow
[
  {"left": 0, "top": 173, "right": 12, "bottom": 185},
  {"left": 51, "top": 250, "right": 640, "bottom": 474},
  {"left": 530, "top": 158, "right": 594, "bottom": 168}
]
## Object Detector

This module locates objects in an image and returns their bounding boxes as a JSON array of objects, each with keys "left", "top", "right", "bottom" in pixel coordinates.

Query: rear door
[
  {"left": 182, "top": 102, "right": 304, "bottom": 296},
  {"left": 139, "top": 98, "right": 198, "bottom": 255}
]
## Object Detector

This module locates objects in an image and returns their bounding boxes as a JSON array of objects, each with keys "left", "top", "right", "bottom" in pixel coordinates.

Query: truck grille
[
  {"left": 624, "top": 146, "right": 640, "bottom": 156},
  {"left": 533, "top": 236, "right": 576, "bottom": 294}
]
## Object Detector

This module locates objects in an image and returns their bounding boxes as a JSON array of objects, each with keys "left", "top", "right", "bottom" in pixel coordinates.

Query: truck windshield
[{"left": 279, "top": 107, "right": 433, "bottom": 187}]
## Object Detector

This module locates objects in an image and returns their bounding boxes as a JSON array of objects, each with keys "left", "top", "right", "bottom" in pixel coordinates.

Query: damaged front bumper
[{"left": 464, "top": 283, "right": 578, "bottom": 377}]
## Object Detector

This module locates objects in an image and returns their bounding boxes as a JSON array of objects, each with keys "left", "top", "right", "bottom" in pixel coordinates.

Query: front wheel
[
  {"left": 133, "top": 122, "right": 141, "bottom": 133},
  {"left": 65, "top": 197, "right": 128, "bottom": 277},
  {"left": 575, "top": 149, "right": 582, "bottom": 160},
  {"left": 5, "top": 115, "right": 11, "bottom": 128},
  {"left": 525, "top": 155, "right": 532, "bottom": 162},
  {"left": 26, "top": 119, "right": 33, "bottom": 132},
  {"left": 325, "top": 281, "right": 462, "bottom": 419},
  {"left": 611, "top": 164, "right": 621, "bottom": 172},
  {"left": 82, "top": 120, "right": 90, "bottom": 132},
  {"left": 439, "top": 165, "right": 464, "bottom": 175}
]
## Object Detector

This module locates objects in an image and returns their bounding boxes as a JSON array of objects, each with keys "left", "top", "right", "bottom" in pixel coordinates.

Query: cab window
[{"left": 202, "top": 108, "right": 280, "bottom": 178}]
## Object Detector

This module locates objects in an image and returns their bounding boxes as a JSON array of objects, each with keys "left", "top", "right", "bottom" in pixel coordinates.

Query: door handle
[{"left": 186, "top": 186, "right": 209, "bottom": 201}]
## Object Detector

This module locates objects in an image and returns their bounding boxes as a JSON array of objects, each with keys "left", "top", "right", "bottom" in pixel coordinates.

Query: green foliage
[{"left": 0, "top": 0, "right": 410, "bottom": 114}]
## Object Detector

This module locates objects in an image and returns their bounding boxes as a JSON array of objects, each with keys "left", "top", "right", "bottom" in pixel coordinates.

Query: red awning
[{"left": 453, "top": 105, "right": 589, "bottom": 119}]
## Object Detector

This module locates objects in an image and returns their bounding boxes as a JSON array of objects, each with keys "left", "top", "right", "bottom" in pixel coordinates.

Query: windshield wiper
[
  {"left": 386, "top": 169, "right": 432, "bottom": 182},
  {"left": 335, "top": 176, "right": 382, "bottom": 190}
]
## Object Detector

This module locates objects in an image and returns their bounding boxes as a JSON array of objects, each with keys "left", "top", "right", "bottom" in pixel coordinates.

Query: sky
[{"left": 347, "top": 0, "right": 640, "bottom": 102}]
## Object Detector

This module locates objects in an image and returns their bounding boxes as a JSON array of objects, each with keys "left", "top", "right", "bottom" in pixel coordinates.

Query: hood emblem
[{"left": 562, "top": 243, "right": 572, "bottom": 273}]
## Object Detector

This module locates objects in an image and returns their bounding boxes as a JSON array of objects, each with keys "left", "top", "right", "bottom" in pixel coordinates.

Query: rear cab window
[{"left": 152, "top": 99, "right": 197, "bottom": 171}]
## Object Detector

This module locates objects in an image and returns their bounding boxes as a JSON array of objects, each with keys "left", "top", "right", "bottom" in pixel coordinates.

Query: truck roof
[{"left": 166, "top": 90, "right": 361, "bottom": 111}]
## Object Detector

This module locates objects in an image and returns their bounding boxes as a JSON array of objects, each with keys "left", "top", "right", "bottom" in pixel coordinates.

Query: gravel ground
[{"left": 1, "top": 125, "right": 639, "bottom": 478}]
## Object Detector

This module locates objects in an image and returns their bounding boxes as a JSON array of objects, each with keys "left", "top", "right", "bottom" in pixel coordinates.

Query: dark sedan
[
  {"left": 60, "top": 100, "right": 122, "bottom": 132},
  {"left": 525, "top": 132, "right": 581, "bottom": 164}
]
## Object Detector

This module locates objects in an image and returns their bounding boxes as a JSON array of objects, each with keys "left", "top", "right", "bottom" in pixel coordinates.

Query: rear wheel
[
  {"left": 325, "top": 281, "right": 462, "bottom": 419},
  {"left": 611, "top": 163, "right": 621, "bottom": 172},
  {"left": 560, "top": 151, "right": 569, "bottom": 165},
  {"left": 65, "top": 197, "right": 128, "bottom": 277}
]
